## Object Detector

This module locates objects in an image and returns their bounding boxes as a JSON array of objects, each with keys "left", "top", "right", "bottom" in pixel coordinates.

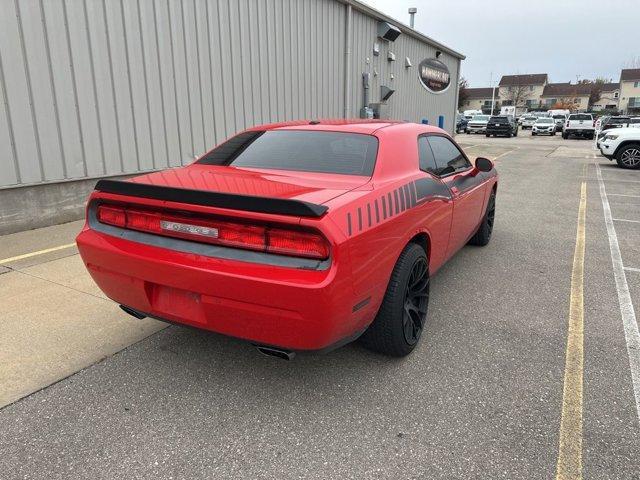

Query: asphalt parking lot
[{"left": 1, "top": 133, "right": 639, "bottom": 479}]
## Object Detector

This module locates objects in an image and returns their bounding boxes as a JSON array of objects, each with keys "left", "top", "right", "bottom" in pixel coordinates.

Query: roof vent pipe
[{"left": 408, "top": 8, "right": 417, "bottom": 28}]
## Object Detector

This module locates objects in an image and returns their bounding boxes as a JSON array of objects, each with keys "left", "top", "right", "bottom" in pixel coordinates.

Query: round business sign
[{"left": 418, "top": 58, "right": 451, "bottom": 93}]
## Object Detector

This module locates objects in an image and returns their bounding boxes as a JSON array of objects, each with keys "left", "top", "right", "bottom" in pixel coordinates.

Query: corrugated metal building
[{"left": 0, "top": 0, "right": 464, "bottom": 234}]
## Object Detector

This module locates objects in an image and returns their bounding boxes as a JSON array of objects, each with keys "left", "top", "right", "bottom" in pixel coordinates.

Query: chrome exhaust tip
[
  {"left": 255, "top": 345, "right": 296, "bottom": 361},
  {"left": 119, "top": 305, "right": 147, "bottom": 320}
]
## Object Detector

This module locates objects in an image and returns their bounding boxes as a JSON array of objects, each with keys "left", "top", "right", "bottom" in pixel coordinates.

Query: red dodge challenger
[{"left": 76, "top": 120, "right": 497, "bottom": 358}]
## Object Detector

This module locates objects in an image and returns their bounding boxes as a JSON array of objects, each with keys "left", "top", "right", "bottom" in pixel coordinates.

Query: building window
[
  {"left": 529, "top": 85, "right": 534, "bottom": 91},
  {"left": 574, "top": 98, "right": 580, "bottom": 104},
  {"left": 614, "top": 92, "right": 619, "bottom": 98},
  {"left": 630, "top": 97, "right": 640, "bottom": 107},
  {"left": 635, "top": 81, "right": 640, "bottom": 88},
  {"left": 544, "top": 98, "right": 556, "bottom": 106}
]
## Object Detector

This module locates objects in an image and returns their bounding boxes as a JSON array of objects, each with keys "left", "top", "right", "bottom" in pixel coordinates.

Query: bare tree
[
  {"left": 457, "top": 77, "right": 469, "bottom": 110},
  {"left": 578, "top": 77, "right": 609, "bottom": 109},
  {"left": 500, "top": 83, "right": 530, "bottom": 111}
]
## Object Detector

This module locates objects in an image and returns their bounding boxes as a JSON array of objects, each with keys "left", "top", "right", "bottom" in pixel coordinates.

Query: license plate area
[{"left": 151, "top": 284, "right": 206, "bottom": 324}]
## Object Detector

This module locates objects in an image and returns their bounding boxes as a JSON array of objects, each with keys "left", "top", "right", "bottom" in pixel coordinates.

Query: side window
[
  {"left": 418, "top": 136, "right": 437, "bottom": 173},
  {"left": 427, "top": 136, "right": 471, "bottom": 174}
]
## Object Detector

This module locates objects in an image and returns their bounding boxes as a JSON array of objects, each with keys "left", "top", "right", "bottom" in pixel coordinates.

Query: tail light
[{"left": 96, "top": 204, "right": 329, "bottom": 260}]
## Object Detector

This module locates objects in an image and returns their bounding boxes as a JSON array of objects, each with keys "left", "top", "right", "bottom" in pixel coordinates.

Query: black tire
[
  {"left": 514, "top": 129, "right": 518, "bottom": 137},
  {"left": 562, "top": 132, "right": 568, "bottom": 139},
  {"left": 486, "top": 133, "right": 490, "bottom": 137},
  {"left": 507, "top": 132, "right": 512, "bottom": 138},
  {"left": 360, "top": 243, "right": 429, "bottom": 357},
  {"left": 532, "top": 132, "right": 537, "bottom": 136},
  {"left": 615, "top": 143, "right": 640, "bottom": 170},
  {"left": 469, "top": 191, "right": 496, "bottom": 246}
]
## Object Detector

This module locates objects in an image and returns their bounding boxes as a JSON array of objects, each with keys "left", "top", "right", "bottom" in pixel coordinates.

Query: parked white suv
[
  {"left": 532, "top": 117, "right": 556, "bottom": 136},
  {"left": 562, "top": 113, "right": 595, "bottom": 140},
  {"left": 599, "top": 127, "right": 640, "bottom": 169}
]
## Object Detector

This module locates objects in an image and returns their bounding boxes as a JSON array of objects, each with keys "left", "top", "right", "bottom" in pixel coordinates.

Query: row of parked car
[
  {"left": 457, "top": 114, "right": 519, "bottom": 137},
  {"left": 456, "top": 112, "right": 640, "bottom": 142}
]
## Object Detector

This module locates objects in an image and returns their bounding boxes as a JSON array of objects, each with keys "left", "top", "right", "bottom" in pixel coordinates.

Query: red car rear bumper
[{"left": 76, "top": 226, "right": 364, "bottom": 351}]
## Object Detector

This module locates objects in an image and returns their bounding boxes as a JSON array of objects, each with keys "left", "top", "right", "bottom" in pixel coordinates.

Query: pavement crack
[{"left": 11, "top": 268, "right": 111, "bottom": 303}]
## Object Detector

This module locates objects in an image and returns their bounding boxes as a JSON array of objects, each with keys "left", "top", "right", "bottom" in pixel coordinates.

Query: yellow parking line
[
  {"left": 0, "top": 243, "right": 77, "bottom": 265},
  {"left": 555, "top": 181, "right": 587, "bottom": 480}
]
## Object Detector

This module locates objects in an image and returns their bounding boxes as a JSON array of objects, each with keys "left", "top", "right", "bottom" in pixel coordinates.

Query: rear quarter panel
[{"left": 323, "top": 125, "right": 455, "bottom": 326}]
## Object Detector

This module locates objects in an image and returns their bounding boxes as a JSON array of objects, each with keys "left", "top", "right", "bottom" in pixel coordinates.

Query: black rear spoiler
[{"left": 94, "top": 180, "right": 328, "bottom": 218}]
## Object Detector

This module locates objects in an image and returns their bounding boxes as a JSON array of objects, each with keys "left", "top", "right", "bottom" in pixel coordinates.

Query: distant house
[
  {"left": 619, "top": 69, "right": 640, "bottom": 114},
  {"left": 460, "top": 87, "right": 497, "bottom": 113},
  {"left": 592, "top": 83, "right": 620, "bottom": 111},
  {"left": 540, "top": 83, "right": 593, "bottom": 112},
  {"left": 498, "top": 74, "right": 548, "bottom": 110}
]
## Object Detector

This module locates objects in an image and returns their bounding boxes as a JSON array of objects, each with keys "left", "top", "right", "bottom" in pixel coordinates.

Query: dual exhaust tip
[{"left": 120, "top": 304, "right": 296, "bottom": 361}]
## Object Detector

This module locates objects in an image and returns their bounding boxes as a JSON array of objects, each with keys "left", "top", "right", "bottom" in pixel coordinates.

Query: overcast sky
[{"left": 362, "top": 0, "right": 640, "bottom": 87}]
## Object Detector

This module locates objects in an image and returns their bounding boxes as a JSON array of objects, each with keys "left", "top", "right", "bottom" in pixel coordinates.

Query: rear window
[
  {"left": 569, "top": 114, "right": 592, "bottom": 120},
  {"left": 631, "top": 118, "right": 640, "bottom": 124},
  {"left": 553, "top": 115, "right": 566, "bottom": 119},
  {"left": 490, "top": 116, "right": 509, "bottom": 122},
  {"left": 536, "top": 118, "right": 554, "bottom": 123},
  {"left": 197, "top": 130, "right": 379, "bottom": 176}
]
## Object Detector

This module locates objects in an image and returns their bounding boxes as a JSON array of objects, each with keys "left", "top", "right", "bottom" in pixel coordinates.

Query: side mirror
[{"left": 475, "top": 157, "right": 493, "bottom": 172}]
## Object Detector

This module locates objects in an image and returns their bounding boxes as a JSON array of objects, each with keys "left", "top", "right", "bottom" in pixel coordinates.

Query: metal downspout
[{"left": 343, "top": 4, "right": 352, "bottom": 119}]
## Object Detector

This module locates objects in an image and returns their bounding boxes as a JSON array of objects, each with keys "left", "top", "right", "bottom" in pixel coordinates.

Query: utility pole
[
  {"left": 490, "top": 72, "right": 496, "bottom": 115},
  {"left": 408, "top": 8, "right": 417, "bottom": 28}
]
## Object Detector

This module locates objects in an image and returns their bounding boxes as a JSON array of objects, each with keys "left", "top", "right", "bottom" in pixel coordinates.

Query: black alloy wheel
[
  {"left": 469, "top": 191, "right": 496, "bottom": 246},
  {"left": 360, "top": 243, "right": 430, "bottom": 357},
  {"left": 402, "top": 257, "right": 429, "bottom": 345}
]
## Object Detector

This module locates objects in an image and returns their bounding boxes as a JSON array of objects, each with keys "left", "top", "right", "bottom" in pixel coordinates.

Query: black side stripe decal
[
  {"left": 449, "top": 174, "right": 484, "bottom": 194},
  {"left": 345, "top": 178, "right": 454, "bottom": 236},
  {"left": 414, "top": 178, "right": 452, "bottom": 202},
  {"left": 404, "top": 184, "right": 414, "bottom": 208}
]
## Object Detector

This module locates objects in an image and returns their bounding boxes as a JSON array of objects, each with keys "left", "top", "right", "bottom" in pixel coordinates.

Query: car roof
[
  {"left": 246, "top": 119, "right": 402, "bottom": 135},
  {"left": 245, "top": 120, "right": 444, "bottom": 136}
]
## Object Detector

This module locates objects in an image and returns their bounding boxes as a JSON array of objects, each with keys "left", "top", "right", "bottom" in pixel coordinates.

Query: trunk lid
[{"left": 130, "top": 164, "right": 370, "bottom": 206}]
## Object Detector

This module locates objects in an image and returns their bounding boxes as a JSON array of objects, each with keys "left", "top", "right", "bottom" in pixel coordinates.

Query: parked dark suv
[{"left": 486, "top": 115, "right": 518, "bottom": 137}]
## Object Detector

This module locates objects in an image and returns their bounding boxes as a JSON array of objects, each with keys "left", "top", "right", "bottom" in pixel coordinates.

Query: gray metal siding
[
  {"left": 348, "top": 9, "right": 459, "bottom": 131},
  {"left": 0, "top": 0, "right": 459, "bottom": 189}
]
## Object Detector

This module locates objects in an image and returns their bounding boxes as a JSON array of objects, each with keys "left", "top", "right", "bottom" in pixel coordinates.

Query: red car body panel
[{"left": 76, "top": 120, "right": 497, "bottom": 351}]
